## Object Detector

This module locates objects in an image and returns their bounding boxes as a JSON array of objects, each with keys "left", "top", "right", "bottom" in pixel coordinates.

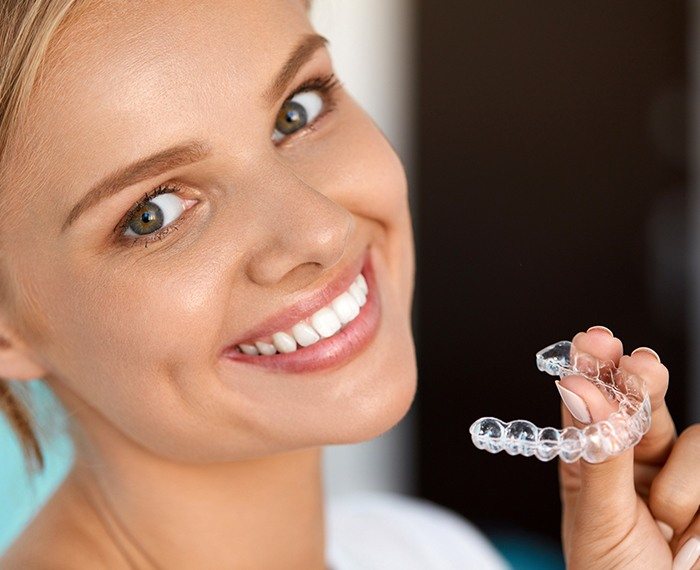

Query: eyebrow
[
  {"left": 263, "top": 32, "right": 329, "bottom": 105},
  {"left": 62, "top": 33, "right": 329, "bottom": 233},
  {"left": 61, "top": 140, "right": 212, "bottom": 232}
]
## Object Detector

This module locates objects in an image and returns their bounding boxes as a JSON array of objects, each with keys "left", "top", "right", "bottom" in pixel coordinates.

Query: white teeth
[
  {"left": 236, "top": 272, "right": 369, "bottom": 355},
  {"left": 272, "top": 331, "right": 297, "bottom": 353},
  {"left": 291, "top": 322, "right": 321, "bottom": 347},
  {"left": 331, "top": 292, "right": 360, "bottom": 325},
  {"left": 239, "top": 343, "right": 260, "bottom": 355},
  {"left": 356, "top": 273, "right": 368, "bottom": 295},
  {"left": 310, "top": 306, "right": 342, "bottom": 338},
  {"left": 348, "top": 283, "right": 366, "bottom": 307},
  {"left": 254, "top": 341, "right": 277, "bottom": 355}
]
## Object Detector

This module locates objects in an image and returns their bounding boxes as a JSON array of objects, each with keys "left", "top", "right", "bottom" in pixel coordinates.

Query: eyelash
[
  {"left": 273, "top": 72, "right": 342, "bottom": 145},
  {"left": 114, "top": 183, "right": 186, "bottom": 248},
  {"left": 115, "top": 72, "right": 342, "bottom": 248}
]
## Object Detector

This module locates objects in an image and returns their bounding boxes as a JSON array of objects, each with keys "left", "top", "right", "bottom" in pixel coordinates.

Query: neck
[{"left": 68, "top": 428, "right": 328, "bottom": 570}]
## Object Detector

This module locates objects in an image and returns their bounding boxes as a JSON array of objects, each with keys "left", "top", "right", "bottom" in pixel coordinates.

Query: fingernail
[
  {"left": 555, "top": 380, "right": 592, "bottom": 423},
  {"left": 655, "top": 519, "right": 674, "bottom": 542},
  {"left": 673, "top": 536, "right": 700, "bottom": 570},
  {"left": 587, "top": 325, "right": 613, "bottom": 337},
  {"left": 631, "top": 346, "right": 661, "bottom": 363}
]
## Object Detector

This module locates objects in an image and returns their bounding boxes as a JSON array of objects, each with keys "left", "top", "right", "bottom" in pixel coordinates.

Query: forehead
[{"left": 11, "top": 0, "right": 313, "bottom": 216}]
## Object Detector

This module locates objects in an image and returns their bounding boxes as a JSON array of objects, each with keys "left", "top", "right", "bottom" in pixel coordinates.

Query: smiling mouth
[{"left": 233, "top": 271, "right": 368, "bottom": 356}]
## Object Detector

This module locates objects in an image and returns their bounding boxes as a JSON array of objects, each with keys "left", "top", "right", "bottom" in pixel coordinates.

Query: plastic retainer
[{"left": 468, "top": 340, "right": 652, "bottom": 463}]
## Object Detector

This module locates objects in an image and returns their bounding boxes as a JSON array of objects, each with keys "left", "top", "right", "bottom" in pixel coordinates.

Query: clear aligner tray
[{"left": 469, "top": 340, "right": 652, "bottom": 463}]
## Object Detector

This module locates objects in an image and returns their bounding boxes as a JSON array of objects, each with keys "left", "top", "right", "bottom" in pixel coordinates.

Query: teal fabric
[
  {"left": 488, "top": 529, "right": 565, "bottom": 570},
  {"left": 0, "top": 380, "right": 74, "bottom": 555}
]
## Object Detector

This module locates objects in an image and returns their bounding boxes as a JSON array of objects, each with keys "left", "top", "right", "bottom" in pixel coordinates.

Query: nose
[{"left": 245, "top": 161, "right": 355, "bottom": 290}]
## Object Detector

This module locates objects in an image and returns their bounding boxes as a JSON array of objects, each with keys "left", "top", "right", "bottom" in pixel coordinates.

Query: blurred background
[
  {"left": 1, "top": 2, "right": 698, "bottom": 569},
  {"left": 415, "top": 3, "right": 691, "bottom": 568}
]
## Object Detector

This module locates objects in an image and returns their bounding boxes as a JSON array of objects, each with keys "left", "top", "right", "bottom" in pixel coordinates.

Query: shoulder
[
  {"left": 1, "top": 474, "right": 123, "bottom": 570},
  {"left": 325, "top": 491, "right": 511, "bottom": 570}
]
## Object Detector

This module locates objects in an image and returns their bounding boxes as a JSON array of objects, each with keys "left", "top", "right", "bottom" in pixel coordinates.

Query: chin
[{"left": 321, "top": 332, "right": 418, "bottom": 446}]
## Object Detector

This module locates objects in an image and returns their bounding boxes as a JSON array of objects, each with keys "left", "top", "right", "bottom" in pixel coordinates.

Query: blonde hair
[{"left": 0, "top": 0, "right": 87, "bottom": 472}]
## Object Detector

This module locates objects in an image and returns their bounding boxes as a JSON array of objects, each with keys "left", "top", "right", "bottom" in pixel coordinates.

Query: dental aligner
[{"left": 469, "top": 341, "right": 652, "bottom": 463}]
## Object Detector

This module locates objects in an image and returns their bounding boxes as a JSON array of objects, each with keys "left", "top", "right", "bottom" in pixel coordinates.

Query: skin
[
  {"left": 0, "top": 0, "right": 417, "bottom": 568},
  {"left": 558, "top": 328, "right": 700, "bottom": 570},
  {"left": 0, "top": 1, "right": 696, "bottom": 569}
]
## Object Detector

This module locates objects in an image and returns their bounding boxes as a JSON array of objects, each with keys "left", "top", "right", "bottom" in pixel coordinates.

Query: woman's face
[{"left": 2, "top": 0, "right": 416, "bottom": 462}]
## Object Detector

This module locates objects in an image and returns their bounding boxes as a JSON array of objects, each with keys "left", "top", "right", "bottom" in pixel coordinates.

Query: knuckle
[
  {"left": 572, "top": 331, "right": 587, "bottom": 345},
  {"left": 631, "top": 359, "right": 669, "bottom": 400},
  {"left": 680, "top": 422, "right": 700, "bottom": 439},
  {"left": 610, "top": 337, "right": 624, "bottom": 355},
  {"left": 654, "top": 360, "right": 669, "bottom": 379},
  {"left": 639, "top": 359, "right": 668, "bottom": 384},
  {"left": 649, "top": 477, "right": 692, "bottom": 518},
  {"left": 678, "top": 423, "right": 700, "bottom": 449},
  {"left": 655, "top": 362, "right": 670, "bottom": 388}
]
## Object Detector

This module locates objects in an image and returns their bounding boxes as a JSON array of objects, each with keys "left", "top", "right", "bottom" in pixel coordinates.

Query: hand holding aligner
[{"left": 469, "top": 340, "right": 652, "bottom": 463}]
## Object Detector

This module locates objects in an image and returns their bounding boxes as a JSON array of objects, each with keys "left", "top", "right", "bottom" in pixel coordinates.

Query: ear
[{"left": 0, "top": 318, "right": 48, "bottom": 381}]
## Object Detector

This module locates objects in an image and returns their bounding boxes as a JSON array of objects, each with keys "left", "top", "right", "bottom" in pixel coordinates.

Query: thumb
[{"left": 557, "top": 374, "right": 637, "bottom": 522}]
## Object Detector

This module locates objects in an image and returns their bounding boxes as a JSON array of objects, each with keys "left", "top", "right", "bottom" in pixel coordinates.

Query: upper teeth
[{"left": 236, "top": 272, "right": 368, "bottom": 356}]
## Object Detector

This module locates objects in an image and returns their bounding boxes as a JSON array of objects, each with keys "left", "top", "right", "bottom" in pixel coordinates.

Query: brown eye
[
  {"left": 124, "top": 193, "right": 185, "bottom": 237},
  {"left": 272, "top": 90, "right": 324, "bottom": 142}
]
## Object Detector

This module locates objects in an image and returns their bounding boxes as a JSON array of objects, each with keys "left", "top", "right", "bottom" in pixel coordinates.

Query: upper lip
[{"left": 222, "top": 247, "right": 369, "bottom": 352}]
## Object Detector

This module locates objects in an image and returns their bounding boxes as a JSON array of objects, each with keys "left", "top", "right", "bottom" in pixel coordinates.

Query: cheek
[
  {"left": 345, "top": 116, "right": 414, "bottom": 312},
  {"left": 299, "top": 102, "right": 415, "bottom": 307},
  {"left": 25, "top": 247, "right": 261, "bottom": 459},
  {"left": 315, "top": 104, "right": 410, "bottom": 224}
]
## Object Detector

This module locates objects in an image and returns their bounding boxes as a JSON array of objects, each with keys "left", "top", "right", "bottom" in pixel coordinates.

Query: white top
[{"left": 325, "top": 491, "right": 511, "bottom": 570}]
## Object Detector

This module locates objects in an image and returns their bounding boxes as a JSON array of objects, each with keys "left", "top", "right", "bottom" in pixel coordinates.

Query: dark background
[{"left": 414, "top": 0, "right": 689, "bottom": 553}]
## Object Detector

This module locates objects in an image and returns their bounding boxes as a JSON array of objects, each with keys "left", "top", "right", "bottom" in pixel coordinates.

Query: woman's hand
[{"left": 558, "top": 326, "right": 699, "bottom": 570}]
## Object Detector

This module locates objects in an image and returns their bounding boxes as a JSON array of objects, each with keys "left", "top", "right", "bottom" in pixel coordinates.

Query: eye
[
  {"left": 123, "top": 191, "right": 185, "bottom": 238},
  {"left": 270, "top": 73, "right": 342, "bottom": 144},
  {"left": 114, "top": 184, "right": 192, "bottom": 248},
  {"left": 272, "top": 90, "right": 324, "bottom": 143}
]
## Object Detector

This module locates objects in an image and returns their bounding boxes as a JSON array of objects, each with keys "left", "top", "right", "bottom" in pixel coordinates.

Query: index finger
[
  {"left": 571, "top": 327, "right": 624, "bottom": 369},
  {"left": 619, "top": 348, "right": 676, "bottom": 466},
  {"left": 573, "top": 328, "right": 676, "bottom": 465}
]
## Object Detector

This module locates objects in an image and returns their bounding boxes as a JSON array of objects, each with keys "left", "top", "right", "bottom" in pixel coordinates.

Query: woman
[{"left": 0, "top": 1, "right": 697, "bottom": 568}]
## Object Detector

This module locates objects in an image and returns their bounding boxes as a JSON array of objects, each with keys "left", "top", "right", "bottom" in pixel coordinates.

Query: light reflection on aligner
[{"left": 469, "top": 341, "right": 652, "bottom": 464}]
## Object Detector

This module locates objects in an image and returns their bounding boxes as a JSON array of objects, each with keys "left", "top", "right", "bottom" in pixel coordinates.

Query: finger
[
  {"left": 558, "top": 327, "right": 625, "bottom": 511},
  {"left": 558, "top": 327, "right": 635, "bottom": 548},
  {"left": 649, "top": 424, "right": 700, "bottom": 538},
  {"left": 557, "top": 374, "right": 636, "bottom": 535},
  {"left": 560, "top": 326, "right": 623, "bottom": 426},
  {"left": 557, "top": 326, "right": 621, "bottom": 427},
  {"left": 562, "top": 382, "right": 636, "bottom": 512},
  {"left": 673, "top": 515, "right": 700, "bottom": 570},
  {"left": 557, "top": 374, "right": 617, "bottom": 425},
  {"left": 559, "top": 399, "right": 590, "bottom": 555},
  {"left": 559, "top": 400, "right": 580, "bottom": 509},
  {"left": 571, "top": 326, "right": 624, "bottom": 369},
  {"left": 619, "top": 349, "right": 676, "bottom": 466}
]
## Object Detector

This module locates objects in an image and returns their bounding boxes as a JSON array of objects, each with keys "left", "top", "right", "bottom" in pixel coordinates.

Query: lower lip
[{"left": 221, "top": 251, "right": 381, "bottom": 374}]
